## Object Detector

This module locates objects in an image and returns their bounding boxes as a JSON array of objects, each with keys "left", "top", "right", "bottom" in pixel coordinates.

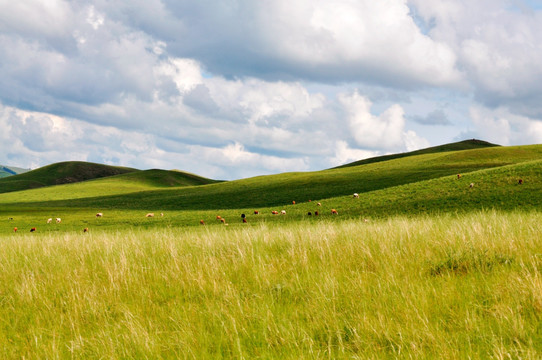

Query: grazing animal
[
  {"left": 308, "top": 200, "right": 312, "bottom": 202},
  {"left": 518, "top": 179, "right": 523, "bottom": 185},
  {"left": 281, "top": 210, "right": 286, "bottom": 215},
  {"left": 216, "top": 215, "right": 222, "bottom": 220},
  {"left": 200, "top": 220, "right": 205, "bottom": 225},
  {"left": 96, "top": 213, "right": 103, "bottom": 217},
  {"left": 160, "top": 213, "right": 164, "bottom": 217},
  {"left": 331, "top": 209, "right": 338, "bottom": 215},
  {"left": 242, "top": 218, "right": 247, "bottom": 223},
  {"left": 241, "top": 214, "right": 246, "bottom": 218},
  {"left": 314, "top": 211, "right": 319, "bottom": 216},
  {"left": 292, "top": 201, "right": 296, "bottom": 204},
  {"left": 220, "top": 218, "right": 226, "bottom": 224},
  {"left": 308, "top": 212, "right": 312, "bottom": 216},
  {"left": 47, "top": 218, "right": 53, "bottom": 224},
  {"left": 457, "top": 174, "right": 462, "bottom": 179},
  {"left": 146, "top": 213, "right": 155, "bottom": 218},
  {"left": 364, "top": 219, "right": 369, "bottom": 223},
  {"left": 8, "top": 217, "right": 13, "bottom": 220},
  {"left": 469, "top": 183, "right": 474, "bottom": 188},
  {"left": 272, "top": 211, "right": 279, "bottom": 215},
  {"left": 13, "top": 227, "right": 17, "bottom": 232},
  {"left": 254, "top": 211, "right": 259, "bottom": 215},
  {"left": 353, "top": 193, "right": 359, "bottom": 198},
  {"left": 317, "top": 202, "right": 322, "bottom": 206},
  {"left": 83, "top": 228, "right": 89, "bottom": 233},
  {"left": 56, "top": 218, "right": 61, "bottom": 223},
  {"left": 30, "top": 227, "right": 36, "bottom": 232}
]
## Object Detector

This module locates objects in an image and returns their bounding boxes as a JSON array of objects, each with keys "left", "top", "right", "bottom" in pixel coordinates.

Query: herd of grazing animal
[{"left": 5, "top": 175, "right": 527, "bottom": 232}]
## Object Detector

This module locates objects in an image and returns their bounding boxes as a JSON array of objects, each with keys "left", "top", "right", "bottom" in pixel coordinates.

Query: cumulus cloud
[
  {"left": 2, "top": 0, "right": 542, "bottom": 179},
  {"left": 468, "top": 105, "right": 542, "bottom": 146},
  {"left": 339, "top": 90, "right": 429, "bottom": 151}
]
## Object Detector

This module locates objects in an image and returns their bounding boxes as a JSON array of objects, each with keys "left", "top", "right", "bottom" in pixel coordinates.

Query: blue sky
[{"left": 1, "top": 0, "right": 542, "bottom": 179}]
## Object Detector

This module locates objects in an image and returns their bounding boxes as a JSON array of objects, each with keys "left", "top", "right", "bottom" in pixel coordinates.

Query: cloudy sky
[{"left": 2, "top": 0, "right": 542, "bottom": 179}]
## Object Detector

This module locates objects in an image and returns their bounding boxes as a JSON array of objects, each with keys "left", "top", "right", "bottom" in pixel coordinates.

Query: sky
[{"left": 1, "top": 0, "right": 542, "bottom": 180}]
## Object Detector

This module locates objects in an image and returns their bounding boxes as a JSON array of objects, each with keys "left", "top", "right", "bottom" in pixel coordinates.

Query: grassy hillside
[
  {"left": 1, "top": 144, "right": 540, "bottom": 215},
  {"left": 335, "top": 139, "right": 499, "bottom": 168},
  {"left": 0, "top": 161, "right": 138, "bottom": 194}
]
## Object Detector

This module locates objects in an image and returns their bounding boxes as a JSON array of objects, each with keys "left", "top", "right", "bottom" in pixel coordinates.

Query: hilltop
[{"left": 335, "top": 139, "right": 499, "bottom": 168}]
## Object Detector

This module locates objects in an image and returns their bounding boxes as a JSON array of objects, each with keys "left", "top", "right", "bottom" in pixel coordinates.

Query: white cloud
[
  {"left": 469, "top": 105, "right": 542, "bottom": 146},
  {"left": 339, "top": 90, "right": 428, "bottom": 151}
]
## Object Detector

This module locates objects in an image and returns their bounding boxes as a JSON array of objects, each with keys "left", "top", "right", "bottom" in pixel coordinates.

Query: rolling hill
[
  {"left": 0, "top": 143, "right": 540, "bottom": 218},
  {"left": 335, "top": 139, "right": 499, "bottom": 168}
]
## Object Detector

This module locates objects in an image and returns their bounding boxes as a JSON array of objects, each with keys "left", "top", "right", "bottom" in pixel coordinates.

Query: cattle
[
  {"left": 254, "top": 211, "right": 259, "bottom": 215},
  {"left": 317, "top": 202, "right": 322, "bottom": 206},
  {"left": 331, "top": 209, "right": 338, "bottom": 215},
  {"left": 308, "top": 200, "right": 312, "bottom": 202},
  {"left": 242, "top": 218, "right": 247, "bottom": 223},
  {"left": 56, "top": 218, "right": 61, "bottom": 223},
  {"left": 146, "top": 213, "right": 155, "bottom": 218},
  {"left": 8, "top": 217, "right": 13, "bottom": 220},
  {"left": 96, "top": 213, "right": 103, "bottom": 217},
  {"left": 363, "top": 219, "right": 369, "bottom": 223},
  {"left": 200, "top": 220, "right": 205, "bottom": 225},
  {"left": 83, "top": 228, "right": 89, "bottom": 233},
  {"left": 469, "top": 183, "right": 474, "bottom": 188},
  {"left": 518, "top": 179, "right": 523, "bottom": 185},
  {"left": 30, "top": 227, "right": 36, "bottom": 232},
  {"left": 457, "top": 174, "right": 462, "bottom": 179},
  {"left": 47, "top": 218, "right": 53, "bottom": 224},
  {"left": 216, "top": 215, "right": 222, "bottom": 220},
  {"left": 160, "top": 213, "right": 164, "bottom": 217},
  {"left": 272, "top": 211, "right": 279, "bottom": 215},
  {"left": 308, "top": 212, "right": 312, "bottom": 216},
  {"left": 292, "top": 201, "right": 296, "bottom": 205},
  {"left": 314, "top": 211, "right": 319, "bottom": 216},
  {"left": 353, "top": 193, "right": 359, "bottom": 198},
  {"left": 241, "top": 214, "right": 246, "bottom": 219},
  {"left": 13, "top": 227, "right": 17, "bottom": 232},
  {"left": 281, "top": 210, "right": 286, "bottom": 215},
  {"left": 220, "top": 218, "right": 226, "bottom": 224}
]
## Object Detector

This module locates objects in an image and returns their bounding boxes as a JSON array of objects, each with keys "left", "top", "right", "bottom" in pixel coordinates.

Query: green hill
[
  {"left": 335, "top": 139, "right": 499, "bottom": 168},
  {"left": 0, "top": 161, "right": 138, "bottom": 194},
  {"left": 1, "top": 143, "right": 540, "bottom": 216}
]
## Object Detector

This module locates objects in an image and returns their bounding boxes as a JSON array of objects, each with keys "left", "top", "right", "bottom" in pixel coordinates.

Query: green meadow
[{"left": 1, "top": 140, "right": 542, "bottom": 358}]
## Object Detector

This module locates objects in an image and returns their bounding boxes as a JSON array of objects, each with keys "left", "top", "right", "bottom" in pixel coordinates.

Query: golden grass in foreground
[{"left": 0, "top": 211, "right": 541, "bottom": 359}]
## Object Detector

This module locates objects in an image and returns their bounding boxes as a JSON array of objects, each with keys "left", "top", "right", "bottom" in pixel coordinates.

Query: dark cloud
[{"left": 411, "top": 109, "right": 452, "bottom": 126}]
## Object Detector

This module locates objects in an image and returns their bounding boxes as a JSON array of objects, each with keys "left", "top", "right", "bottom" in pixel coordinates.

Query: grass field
[
  {"left": 1, "top": 141, "right": 541, "bottom": 358},
  {"left": 1, "top": 211, "right": 541, "bottom": 358}
]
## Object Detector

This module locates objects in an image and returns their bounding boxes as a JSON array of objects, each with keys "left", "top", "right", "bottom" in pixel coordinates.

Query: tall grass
[{"left": 1, "top": 211, "right": 541, "bottom": 358}]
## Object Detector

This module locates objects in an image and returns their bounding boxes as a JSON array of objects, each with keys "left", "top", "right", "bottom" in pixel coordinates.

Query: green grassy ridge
[
  {"left": 1, "top": 144, "right": 540, "bottom": 213},
  {"left": 0, "top": 160, "right": 539, "bottom": 234},
  {"left": 0, "top": 161, "right": 138, "bottom": 194},
  {"left": 335, "top": 139, "right": 499, "bottom": 168}
]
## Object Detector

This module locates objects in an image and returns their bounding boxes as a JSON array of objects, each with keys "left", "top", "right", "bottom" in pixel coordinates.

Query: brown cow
[
  {"left": 457, "top": 174, "right": 462, "bottom": 179},
  {"left": 146, "top": 213, "right": 154, "bottom": 218},
  {"left": 30, "top": 227, "right": 36, "bottom": 232},
  {"left": 331, "top": 209, "right": 338, "bottom": 215},
  {"left": 254, "top": 211, "right": 259, "bottom": 215},
  {"left": 292, "top": 201, "right": 296, "bottom": 204},
  {"left": 272, "top": 211, "right": 279, "bottom": 215},
  {"left": 242, "top": 218, "right": 247, "bottom": 223},
  {"left": 518, "top": 179, "right": 523, "bottom": 185},
  {"left": 13, "top": 227, "right": 17, "bottom": 232},
  {"left": 200, "top": 220, "right": 205, "bottom": 225},
  {"left": 83, "top": 228, "right": 89, "bottom": 233},
  {"left": 96, "top": 213, "right": 103, "bottom": 217}
]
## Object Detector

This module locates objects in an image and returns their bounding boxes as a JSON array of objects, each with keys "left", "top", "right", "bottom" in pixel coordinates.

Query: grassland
[
  {"left": 0, "top": 141, "right": 541, "bottom": 358},
  {"left": 1, "top": 212, "right": 541, "bottom": 358}
]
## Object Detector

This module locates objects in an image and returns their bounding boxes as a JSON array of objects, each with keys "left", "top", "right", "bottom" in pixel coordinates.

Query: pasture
[
  {"left": 1, "top": 141, "right": 542, "bottom": 358},
  {"left": 0, "top": 212, "right": 541, "bottom": 358}
]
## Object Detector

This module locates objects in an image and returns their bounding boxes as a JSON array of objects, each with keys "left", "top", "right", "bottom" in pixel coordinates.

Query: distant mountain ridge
[{"left": 0, "top": 165, "right": 30, "bottom": 178}]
